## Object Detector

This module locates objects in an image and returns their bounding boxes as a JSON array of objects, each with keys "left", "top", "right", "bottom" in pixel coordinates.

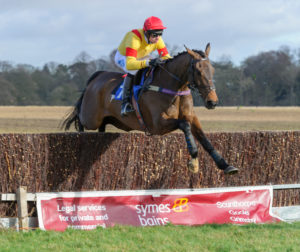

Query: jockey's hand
[{"left": 149, "top": 57, "right": 164, "bottom": 67}]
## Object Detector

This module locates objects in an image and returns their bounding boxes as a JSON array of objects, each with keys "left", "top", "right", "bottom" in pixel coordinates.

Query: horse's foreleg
[
  {"left": 178, "top": 120, "right": 199, "bottom": 173},
  {"left": 191, "top": 116, "right": 238, "bottom": 175}
]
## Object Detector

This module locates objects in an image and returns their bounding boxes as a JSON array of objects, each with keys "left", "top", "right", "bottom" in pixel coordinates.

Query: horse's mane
[
  {"left": 165, "top": 49, "right": 206, "bottom": 64},
  {"left": 134, "top": 49, "right": 206, "bottom": 81}
]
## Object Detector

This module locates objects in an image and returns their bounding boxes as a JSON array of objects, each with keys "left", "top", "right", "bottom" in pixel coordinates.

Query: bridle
[
  {"left": 187, "top": 58, "right": 216, "bottom": 99},
  {"left": 157, "top": 57, "right": 216, "bottom": 99}
]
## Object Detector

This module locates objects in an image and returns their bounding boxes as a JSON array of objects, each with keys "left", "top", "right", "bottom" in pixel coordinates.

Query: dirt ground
[{"left": 0, "top": 106, "right": 299, "bottom": 133}]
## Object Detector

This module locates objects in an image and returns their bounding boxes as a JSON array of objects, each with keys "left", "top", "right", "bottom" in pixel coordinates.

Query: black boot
[{"left": 121, "top": 74, "right": 135, "bottom": 116}]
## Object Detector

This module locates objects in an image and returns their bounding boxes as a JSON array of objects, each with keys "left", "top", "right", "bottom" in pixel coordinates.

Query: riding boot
[{"left": 121, "top": 74, "right": 135, "bottom": 116}]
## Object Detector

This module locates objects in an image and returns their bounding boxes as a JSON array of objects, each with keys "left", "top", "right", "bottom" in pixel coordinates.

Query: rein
[
  {"left": 157, "top": 64, "right": 182, "bottom": 83},
  {"left": 156, "top": 57, "right": 212, "bottom": 95},
  {"left": 146, "top": 66, "right": 190, "bottom": 96}
]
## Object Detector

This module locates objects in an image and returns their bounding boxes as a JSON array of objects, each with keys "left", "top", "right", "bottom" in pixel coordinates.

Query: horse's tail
[
  {"left": 62, "top": 89, "right": 85, "bottom": 132},
  {"left": 62, "top": 70, "right": 106, "bottom": 132}
]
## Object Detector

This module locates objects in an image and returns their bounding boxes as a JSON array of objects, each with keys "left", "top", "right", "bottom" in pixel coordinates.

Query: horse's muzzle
[{"left": 206, "top": 100, "right": 217, "bottom": 109}]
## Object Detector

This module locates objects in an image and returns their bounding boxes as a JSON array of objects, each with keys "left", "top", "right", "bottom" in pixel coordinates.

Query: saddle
[{"left": 111, "top": 68, "right": 153, "bottom": 102}]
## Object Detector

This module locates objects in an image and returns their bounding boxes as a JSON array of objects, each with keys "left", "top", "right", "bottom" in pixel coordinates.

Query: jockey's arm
[
  {"left": 121, "top": 32, "right": 147, "bottom": 70},
  {"left": 126, "top": 56, "right": 148, "bottom": 70},
  {"left": 156, "top": 38, "right": 172, "bottom": 60},
  {"left": 125, "top": 39, "right": 171, "bottom": 70}
]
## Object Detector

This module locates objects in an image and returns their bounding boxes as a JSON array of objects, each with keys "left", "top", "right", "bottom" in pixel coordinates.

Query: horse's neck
[{"left": 162, "top": 53, "right": 191, "bottom": 90}]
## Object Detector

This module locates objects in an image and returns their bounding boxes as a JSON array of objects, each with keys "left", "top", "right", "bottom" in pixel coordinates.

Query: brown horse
[{"left": 63, "top": 43, "right": 238, "bottom": 175}]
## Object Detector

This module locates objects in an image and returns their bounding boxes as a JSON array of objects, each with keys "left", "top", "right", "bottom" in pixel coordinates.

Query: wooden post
[{"left": 16, "top": 186, "right": 29, "bottom": 231}]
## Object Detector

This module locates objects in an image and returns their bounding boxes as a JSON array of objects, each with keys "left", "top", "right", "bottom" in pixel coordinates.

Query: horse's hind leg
[
  {"left": 79, "top": 88, "right": 104, "bottom": 130},
  {"left": 78, "top": 122, "right": 84, "bottom": 132},
  {"left": 98, "top": 122, "right": 106, "bottom": 132}
]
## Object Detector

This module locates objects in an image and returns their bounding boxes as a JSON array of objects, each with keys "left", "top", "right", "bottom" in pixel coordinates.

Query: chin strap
[{"left": 144, "top": 32, "right": 152, "bottom": 44}]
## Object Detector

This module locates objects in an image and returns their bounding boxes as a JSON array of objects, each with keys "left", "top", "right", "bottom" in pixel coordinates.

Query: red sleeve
[
  {"left": 126, "top": 47, "right": 138, "bottom": 57},
  {"left": 157, "top": 47, "right": 169, "bottom": 57}
]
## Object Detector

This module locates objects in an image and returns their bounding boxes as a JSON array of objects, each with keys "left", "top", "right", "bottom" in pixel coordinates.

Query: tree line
[{"left": 0, "top": 45, "right": 299, "bottom": 106}]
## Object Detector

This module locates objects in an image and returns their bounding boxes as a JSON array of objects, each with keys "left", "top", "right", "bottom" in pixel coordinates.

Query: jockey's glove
[{"left": 149, "top": 57, "right": 164, "bottom": 67}]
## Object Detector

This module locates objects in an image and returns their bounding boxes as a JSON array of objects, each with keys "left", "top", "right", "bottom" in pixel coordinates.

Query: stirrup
[{"left": 121, "top": 102, "right": 134, "bottom": 116}]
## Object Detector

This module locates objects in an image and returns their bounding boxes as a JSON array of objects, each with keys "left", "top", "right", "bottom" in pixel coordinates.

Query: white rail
[{"left": 272, "top": 184, "right": 300, "bottom": 190}]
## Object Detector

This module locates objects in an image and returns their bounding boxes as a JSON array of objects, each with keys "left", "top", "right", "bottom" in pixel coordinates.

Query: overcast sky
[{"left": 0, "top": 0, "right": 299, "bottom": 67}]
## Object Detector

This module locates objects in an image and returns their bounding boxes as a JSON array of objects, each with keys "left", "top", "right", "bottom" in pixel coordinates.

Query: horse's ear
[
  {"left": 205, "top": 43, "right": 211, "bottom": 57},
  {"left": 184, "top": 45, "right": 200, "bottom": 59}
]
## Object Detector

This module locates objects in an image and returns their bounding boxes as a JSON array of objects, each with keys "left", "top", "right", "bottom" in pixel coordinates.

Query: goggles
[
  {"left": 148, "top": 30, "right": 163, "bottom": 38},
  {"left": 150, "top": 33, "right": 162, "bottom": 38}
]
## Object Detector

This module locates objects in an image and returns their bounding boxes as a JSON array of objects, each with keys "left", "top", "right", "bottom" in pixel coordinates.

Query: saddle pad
[{"left": 111, "top": 70, "right": 148, "bottom": 101}]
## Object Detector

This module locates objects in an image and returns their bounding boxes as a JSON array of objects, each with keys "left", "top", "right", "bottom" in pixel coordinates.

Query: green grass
[{"left": 1, "top": 222, "right": 300, "bottom": 251}]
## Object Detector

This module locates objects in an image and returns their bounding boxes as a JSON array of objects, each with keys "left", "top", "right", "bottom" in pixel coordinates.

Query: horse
[{"left": 63, "top": 43, "right": 238, "bottom": 175}]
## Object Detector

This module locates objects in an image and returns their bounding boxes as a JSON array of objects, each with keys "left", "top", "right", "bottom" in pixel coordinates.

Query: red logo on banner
[{"left": 172, "top": 198, "right": 189, "bottom": 212}]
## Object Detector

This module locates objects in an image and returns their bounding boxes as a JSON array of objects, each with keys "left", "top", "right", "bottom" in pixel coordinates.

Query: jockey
[{"left": 114, "top": 16, "right": 171, "bottom": 116}]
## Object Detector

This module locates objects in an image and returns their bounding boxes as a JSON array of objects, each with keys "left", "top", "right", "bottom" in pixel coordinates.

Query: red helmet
[{"left": 143, "top": 16, "right": 166, "bottom": 31}]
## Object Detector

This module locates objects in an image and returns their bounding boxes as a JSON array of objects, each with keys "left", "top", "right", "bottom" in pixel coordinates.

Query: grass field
[
  {"left": 1, "top": 222, "right": 300, "bottom": 251},
  {"left": 0, "top": 106, "right": 299, "bottom": 133}
]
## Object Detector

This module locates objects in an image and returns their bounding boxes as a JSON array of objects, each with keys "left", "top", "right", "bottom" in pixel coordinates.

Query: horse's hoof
[
  {"left": 188, "top": 158, "right": 199, "bottom": 173},
  {"left": 224, "top": 166, "right": 239, "bottom": 175}
]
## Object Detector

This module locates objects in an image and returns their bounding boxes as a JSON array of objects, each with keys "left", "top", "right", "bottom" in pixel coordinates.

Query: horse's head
[{"left": 185, "top": 44, "right": 218, "bottom": 109}]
